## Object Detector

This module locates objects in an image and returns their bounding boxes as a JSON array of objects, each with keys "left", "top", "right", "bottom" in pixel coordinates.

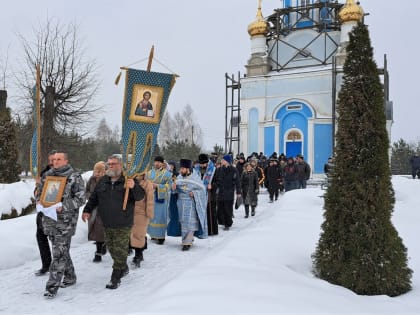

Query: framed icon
[
  {"left": 40, "top": 176, "right": 67, "bottom": 207},
  {"left": 129, "top": 84, "right": 164, "bottom": 124}
]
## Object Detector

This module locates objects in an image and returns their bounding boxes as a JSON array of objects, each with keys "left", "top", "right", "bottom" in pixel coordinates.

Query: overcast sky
[{"left": 1, "top": 0, "right": 418, "bottom": 150}]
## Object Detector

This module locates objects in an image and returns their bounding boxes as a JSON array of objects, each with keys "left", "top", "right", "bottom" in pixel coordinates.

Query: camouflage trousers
[
  {"left": 104, "top": 227, "right": 131, "bottom": 270},
  {"left": 45, "top": 228, "right": 76, "bottom": 291}
]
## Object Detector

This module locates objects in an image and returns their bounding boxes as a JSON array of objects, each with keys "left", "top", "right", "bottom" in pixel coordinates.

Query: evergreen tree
[
  {"left": 390, "top": 139, "right": 415, "bottom": 175},
  {"left": 312, "top": 23, "right": 412, "bottom": 296},
  {"left": 0, "top": 106, "right": 21, "bottom": 183},
  {"left": 161, "top": 139, "right": 201, "bottom": 164}
]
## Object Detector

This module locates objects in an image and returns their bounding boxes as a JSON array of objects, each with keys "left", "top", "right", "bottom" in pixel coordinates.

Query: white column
[
  {"left": 274, "top": 122, "right": 280, "bottom": 154},
  {"left": 258, "top": 124, "right": 265, "bottom": 154},
  {"left": 307, "top": 119, "right": 314, "bottom": 175}
]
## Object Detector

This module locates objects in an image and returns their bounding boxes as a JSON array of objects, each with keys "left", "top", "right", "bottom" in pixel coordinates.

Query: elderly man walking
[{"left": 82, "top": 154, "right": 145, "bottom": 289}]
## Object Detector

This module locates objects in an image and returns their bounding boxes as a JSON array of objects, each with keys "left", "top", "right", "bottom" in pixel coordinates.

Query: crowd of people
[{"left": 34, "top": 150, "right": 312, "bottom": 298}]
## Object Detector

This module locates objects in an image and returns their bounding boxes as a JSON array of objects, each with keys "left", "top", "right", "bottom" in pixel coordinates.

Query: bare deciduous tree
[
  {"left": 0, "top": 44, "right": 11, "bottom": 90},
  {"left": 16, "top": 18, "right": 101, "bottom": 133},
  {"left": 14, "top": 18, "right": 102, "bottom": 162},
  {"left": 158, "top": 104, "right": 203, "bottom": 147}
]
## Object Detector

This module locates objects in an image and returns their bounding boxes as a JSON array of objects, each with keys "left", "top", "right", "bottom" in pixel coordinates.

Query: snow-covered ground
[{"left": 0, "top": 176, "right": 418, "bottom": 315}]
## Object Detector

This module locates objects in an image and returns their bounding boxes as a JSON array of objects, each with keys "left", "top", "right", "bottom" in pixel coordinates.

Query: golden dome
[
  {"left": 339, "top": 0, "right": 364, "bottom": 23},
  {"left": 248, "top": 0, "right": 268, "bottom": 37}
]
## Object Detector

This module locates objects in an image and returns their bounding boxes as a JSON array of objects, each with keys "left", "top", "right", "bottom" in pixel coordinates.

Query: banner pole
[{"left": 147, "top": 45, "right": 154, "bottom": 72}]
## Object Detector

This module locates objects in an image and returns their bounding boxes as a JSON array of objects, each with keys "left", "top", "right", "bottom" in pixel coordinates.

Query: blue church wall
[
  {"left": 264, "top": 126, "right": 275, "bottom": 155},
  {"left": 248, "top": 108, "right": 259, "bottom": 153},
  {"left": 314, "top": 124, "right": 332, "bottom": 174}
]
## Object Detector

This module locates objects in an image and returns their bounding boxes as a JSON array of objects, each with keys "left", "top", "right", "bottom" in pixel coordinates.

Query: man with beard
[
  {"left": 82, "top": 154, "right": 145, "bottom": 290},
  {"left": 37, "top": 151, "right": 86, "bottom": 298},
  {"left": 172, "top": 159, "right": 207, "bottom": 250},
  {"left": 195, "top": 153, "right": 218, "bottom": 235}
]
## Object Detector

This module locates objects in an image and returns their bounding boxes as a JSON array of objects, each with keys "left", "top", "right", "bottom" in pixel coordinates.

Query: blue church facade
[{"left": 238, "top": 0, "right": 392, "bottom": 175}]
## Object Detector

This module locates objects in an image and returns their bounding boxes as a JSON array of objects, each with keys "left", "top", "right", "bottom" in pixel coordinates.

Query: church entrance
[{"left": 285, "top": 130, "right": 303, "bottom": 158}]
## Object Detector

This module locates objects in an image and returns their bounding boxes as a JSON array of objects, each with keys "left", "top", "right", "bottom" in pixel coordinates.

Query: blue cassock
[
  {"left": 175, "top": 172, "right": 208, "bottom": 239},
  {"left": 147, "top": 168, "right": 172, "bottom": 239}
]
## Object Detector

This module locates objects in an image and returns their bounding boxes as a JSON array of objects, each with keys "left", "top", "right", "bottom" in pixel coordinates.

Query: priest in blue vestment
[
  {"left": 147, "top": 156, "right": 172, "bottom": 244},
  {"left": 173, "top": 159, "right": 208, "bottom": 251}
]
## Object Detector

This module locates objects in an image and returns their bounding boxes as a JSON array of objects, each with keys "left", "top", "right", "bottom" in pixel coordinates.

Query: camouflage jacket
[{"left": 38, "top": 164, "right": 86, "bottom": 236}]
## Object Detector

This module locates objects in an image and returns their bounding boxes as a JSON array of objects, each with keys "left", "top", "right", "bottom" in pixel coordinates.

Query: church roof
[
  {"left": 247, "top": 0, "right": 268, "bottom": 37},
  {"left": 339, "top": 0, "right": 364, "bottom": 23}
]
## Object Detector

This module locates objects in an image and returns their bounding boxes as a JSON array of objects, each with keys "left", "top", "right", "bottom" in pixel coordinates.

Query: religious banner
[
  {"left": 30, "top": 65, "right": 41, "bottom": 178},
  {"left": 121, "top": 68, "right": 176, "bottom": 176}
]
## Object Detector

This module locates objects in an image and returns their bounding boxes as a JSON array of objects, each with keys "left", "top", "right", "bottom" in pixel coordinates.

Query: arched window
[{"left": 287, "top": 131, "right": 302, "bottom": 141}]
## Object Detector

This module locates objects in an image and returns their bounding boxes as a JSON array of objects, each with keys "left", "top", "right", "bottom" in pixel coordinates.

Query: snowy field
[{"left": 0, "top": 175, "right": 418, "bottom": 315}]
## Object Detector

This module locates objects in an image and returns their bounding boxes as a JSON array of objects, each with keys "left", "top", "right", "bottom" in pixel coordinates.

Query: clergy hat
[
  {"left": 180, "top": 159, "right": 192, "bottom": 169},
  {"left": 198, "top": 153, "right": 209, "bottom": 164},
  {"left": 223, "top": 154, "right": 233, "bottom": 164},
  {"left": 154, "top": 156, "right": 164, "bottom": 163}
]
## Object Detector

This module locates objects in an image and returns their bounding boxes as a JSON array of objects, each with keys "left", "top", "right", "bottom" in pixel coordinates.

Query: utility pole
[{"left": 191, "top": 125, "right": 194, "bottom": 145}]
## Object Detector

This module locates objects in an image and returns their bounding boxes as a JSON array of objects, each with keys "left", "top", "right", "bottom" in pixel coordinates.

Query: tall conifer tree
[
  {"left": 312, "top": 23, "right": 412, "bottom": 296},
  {"left": 0, "top": 107, "right": 21, "bottom": 183}
]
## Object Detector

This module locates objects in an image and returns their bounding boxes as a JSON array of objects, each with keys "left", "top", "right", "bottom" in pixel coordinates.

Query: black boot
[
  {"left": 132, "top": 249, "right": 144, "bottom": 268},
  {"left": 251, "top": 206, "right": 256, "bottom": 216},
  {"left": 244, "top": 205, "right": 249, "bottom": 218},
  {"left": 93, "top": 242, "right": 104, "bottom": 263},
  {"left": 182, "top": 245, "right": 191, "bottom": 251},
  {"left": 100, "top": 243, "right": 107, "bottom": 255},
  {"left": 35, "top": 267, "right": 49, "bottom": 276},
  {"left": 43, "top": 286, "right": 58, "bottom": 299},
  {"left": 121, "top": 265, "right": 129, "bottom": 278},
  {"left": 106, "top": 269, "right": 122, "bottom": 289}
]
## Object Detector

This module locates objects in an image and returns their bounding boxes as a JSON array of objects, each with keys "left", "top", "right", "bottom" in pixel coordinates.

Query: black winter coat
[
  {"left": 265, "top": 165, "right": 282, "bottom": 190},
  {"left": 240, "top": 170, "right": 259, "bottom": 206},
  {"left": 83, "top": 175, "right": 145, "bottom": 229},
  {"left": 295, "top": 162, "right": 311, "bottom": 181},
  {"left": 283, "top": 163, "right": 298, "bottom": 182},
  {"left": 214, "top": 165, "right": 240, "bottom": 201}
]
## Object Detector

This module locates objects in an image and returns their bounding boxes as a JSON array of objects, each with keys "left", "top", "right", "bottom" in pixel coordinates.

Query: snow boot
[
  {"left": 132, "top": 249, "right": 144, "bottom": 268},
  {"left": 244, "top": 205, "right": 249, "bottom": 218},
  {"left": 100, "top": 243, "right": 107, "bottom": 255},
  {"left": 121, "top": 265, "right": 129, "bottom": 278},
  {"left": 93, "top": 253, "right": 102, "bottom": 262},
  {"left": 60, "top": 278, "right": 76, "bottom": 288},
  {"left": 93, "top": 242, "right": 106, "bottom": 262},
  {"left": 43, "top": 286, "right": 58, "bottom": 299},
  {"left": 251, "top": 207, "right": 256, "bottom": 216},
  {"left": 106, "top": 269, "right": 122, "bottom": 289},
  {"left": 182, "top": 245, "right": 191, "bottom": 251},
  {"left": 35, "top": 267, "right": 49, "bottom": 276}
]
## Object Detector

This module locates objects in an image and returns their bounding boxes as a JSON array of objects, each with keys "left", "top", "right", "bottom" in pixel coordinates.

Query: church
[{"left": 227, "top": 0, "right": 393, "bottom": 174}]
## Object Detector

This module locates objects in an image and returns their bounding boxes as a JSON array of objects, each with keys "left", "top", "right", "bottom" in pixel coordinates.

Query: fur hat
[
  {"left": 198, "top": 153, "right": 209, "bottom": 164},
  {"left": 154, "top": 156, "right": 164, "bottom": 163},
  {"left": 223, "top": 154, "right": 233, "bottom": 164},
  {"left": 94, "top": 161, "right": 106, "bottom": 172},
  {"left": 179, "top": 158, "right": 192, "bottom": 169}
]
